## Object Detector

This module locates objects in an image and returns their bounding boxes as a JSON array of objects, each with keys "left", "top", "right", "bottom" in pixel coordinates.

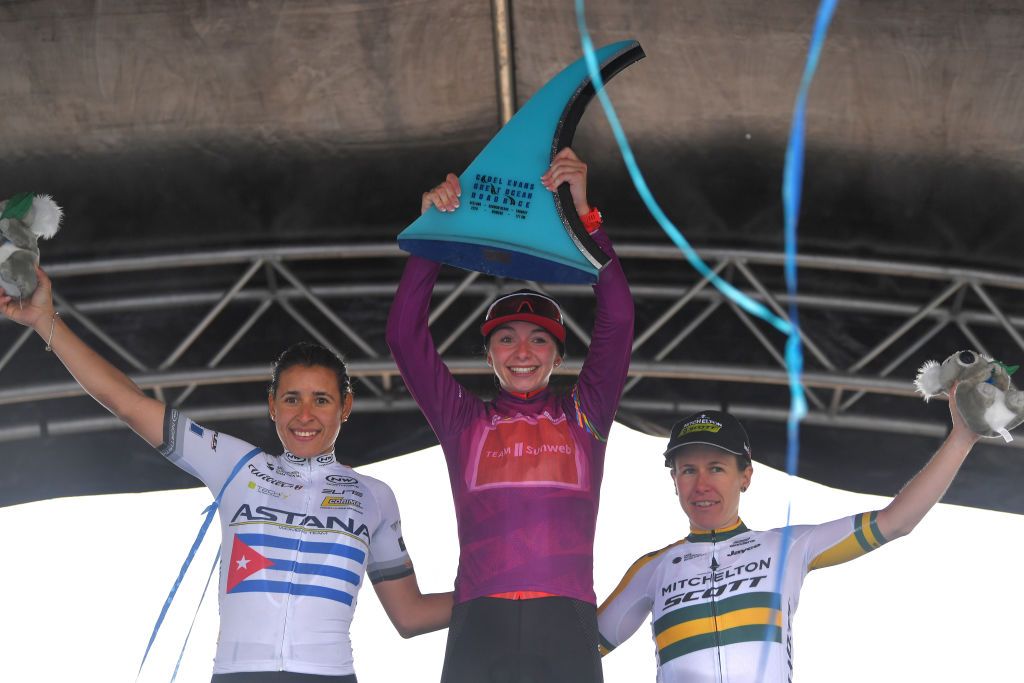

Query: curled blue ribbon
[
  {"left": 136, "top": 446, "right": 262, "bottom": 681},
  {"left": 575, "top": 0, "right": 838, "bottom": 678}
]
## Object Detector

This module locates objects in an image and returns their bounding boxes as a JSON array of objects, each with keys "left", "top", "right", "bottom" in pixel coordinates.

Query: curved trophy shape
[{"left": 399, "top": 40, "right": 645, "bottom": 284}]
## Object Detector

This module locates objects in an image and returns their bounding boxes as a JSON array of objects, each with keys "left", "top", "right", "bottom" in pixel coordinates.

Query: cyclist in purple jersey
[
  {"left": 1, "top": 277, "right": 453, "bottom": 682},
  {"left": 387, "top": 147, "right": 635, "bottom": 683}
]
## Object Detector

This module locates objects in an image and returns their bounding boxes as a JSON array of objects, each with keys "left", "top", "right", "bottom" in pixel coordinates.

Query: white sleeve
[
  {"left": 157, "top": 408, "right": 263, "bottom": 492},
  {"left": 597, "top": 547, "right": 664, "bottom": 655},
  {"left": 364, "top": 478, "right": 414, "bottom": 584}
]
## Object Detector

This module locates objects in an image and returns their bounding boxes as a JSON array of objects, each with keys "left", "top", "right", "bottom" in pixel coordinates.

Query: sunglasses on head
[{"left": 484, "top": 290, "right": 563, "bottom": 325}]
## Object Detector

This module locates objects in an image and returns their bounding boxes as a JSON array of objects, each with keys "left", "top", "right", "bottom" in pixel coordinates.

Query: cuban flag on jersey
[{"left": 227, "top": 533, "right": 366, "bottom": 605}]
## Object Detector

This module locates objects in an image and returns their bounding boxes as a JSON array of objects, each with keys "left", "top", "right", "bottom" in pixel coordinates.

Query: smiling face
[
  {"left": 486, "top": 321, "right": 562, "bottom": 394},
  {"left": 670, "top": 447, "right": 752, "bottom": 531},
  {"left": 268, "top": 364, "right": 353, "bottom": 458}
]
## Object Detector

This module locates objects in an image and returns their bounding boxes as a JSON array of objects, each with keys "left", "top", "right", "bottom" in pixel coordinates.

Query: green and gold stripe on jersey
[
  {"left": 654, "top": 591, "right": 783, "bottom": 664},
  {"left": 808, "top": 511, "right": 888, "bottom": 570}
]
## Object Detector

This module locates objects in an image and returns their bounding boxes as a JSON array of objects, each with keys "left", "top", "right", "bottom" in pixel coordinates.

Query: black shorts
[
  {"left": 441, "top": 596, "right": 603, "bottom": 683},
  {"left": 211, "top": 673, "right": 356, "bottom": 683}
]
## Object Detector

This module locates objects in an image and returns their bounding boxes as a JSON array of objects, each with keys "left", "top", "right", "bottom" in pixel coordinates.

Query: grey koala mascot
[
  {"left": 914, "top": 350, "right": 1024, "bottom": 442},
  {"left": 0, "top": 192, "right": 63, "bottom": 298}
]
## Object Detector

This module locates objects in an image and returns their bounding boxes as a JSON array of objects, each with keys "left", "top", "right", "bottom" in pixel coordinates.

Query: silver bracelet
[{"left": 44, "top": 311, "right": 60, "bottom": 352}]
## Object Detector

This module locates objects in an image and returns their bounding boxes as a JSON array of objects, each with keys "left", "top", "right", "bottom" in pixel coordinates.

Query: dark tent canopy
[{"left": 2, "top": 1, "right": 1023, "bottom": 512}]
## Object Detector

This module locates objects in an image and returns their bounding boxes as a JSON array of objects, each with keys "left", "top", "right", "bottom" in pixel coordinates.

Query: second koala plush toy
[
  {"left": 0, "top": 192, "right": 63, "bottom": 299},
  {"left": 914, "top": 350, "right": 1024, "bottom": 442}
]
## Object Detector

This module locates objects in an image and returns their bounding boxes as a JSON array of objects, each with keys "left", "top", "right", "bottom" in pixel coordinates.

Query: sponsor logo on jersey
[
  {"left": 285, "top": 453, "right": 306, "bottom": 464},
  {"left": 230, "top": 504, "right": 370, "bottom": 540},
  {"left": 189, "top": 422, "right": 205, "bottom": 437},
  {"left": 321, "top": 496, "right": 363, "bottom": 511},
  {"left": 266, "top": 461, "right": 303, "bottom": 478},
  {"left": 247, "top": 464, "right": 303, "bottom": 489},
  {"left": 398, "top": 536, "right": 406, "bottom": 552},
  {"left": 727, "top": 543, "right": 761, "bottom": 557},
  {"left": 785, "top": 599, "right": 795, "bottom": 675},
  {"left": 683, "top": 552, "right": 706, "bottom": 562},
  {"left": 321, "top": 488, "right": 362, "bottom": 497},
  {"left": 248, "top": 481, "right": 285, "bottom": 499},
  {"left": 326, "top": 475, "right": 359, "bottom": 486},
  {"left": 661, "top": 558, "right": 772, "bottom": 607},
  {"left": 470, "top": 413, "right": 583, "bottom": 490},
  {"left": 316, "top": 454, "right": 335, "bottom": 465},
  {"left": 729, "top": 537, "right": 757, "bottom": 547},
  {"left": 210, "top": 431, "right": 219, "bottom": 451}
]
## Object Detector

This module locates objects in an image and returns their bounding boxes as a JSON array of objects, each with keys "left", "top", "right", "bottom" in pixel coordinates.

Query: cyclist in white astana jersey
[
  {"left": 0, "top": 270, "right": 453, "bottom": 682},
  {"left": 160, "top": 408, "right": 415, "bottom": 676},
  {"left": 597, "top": 403, "right": 979, "bottom": 683}
]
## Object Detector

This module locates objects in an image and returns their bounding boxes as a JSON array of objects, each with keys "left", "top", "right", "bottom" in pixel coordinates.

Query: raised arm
[
  {"left": 372, "top": 573, "right": 454, "bottom": 638},
  {"left": 0, "top": 267, "right": 165, "bottom": 447},
  {"left": 386, "top": 174, "right": 477, "bottom": 437},
  {"left": 875, "top": 384, "right": 980, "bottom": 540},
  {"left": 550, "top": 149, "right": 634, "bottom": 440}
]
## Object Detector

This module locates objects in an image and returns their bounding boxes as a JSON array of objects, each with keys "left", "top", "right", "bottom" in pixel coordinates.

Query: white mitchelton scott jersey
[
  {"left": 159, "top": 409, "right": 413, "bottom": 677},
  {"left": 597, "top": 516, "right": 888, "bottom": 683}
]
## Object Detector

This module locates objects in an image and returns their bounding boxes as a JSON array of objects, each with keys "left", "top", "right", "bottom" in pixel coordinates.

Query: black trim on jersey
[
  {"left": 158, "top": 406, "right": 179, "bottom": 458},
  {"left": 368, "top": 562, "right": 415, "bottom": 585}
]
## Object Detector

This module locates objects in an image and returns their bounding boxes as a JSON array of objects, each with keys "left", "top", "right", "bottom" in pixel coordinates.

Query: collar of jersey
[
  {"left": 686, "top": 518, "right": 749, "bottom": 543},
  {"left": 281, "top": 451, "right": 337, "bottom": 466},
  {"left": 501, "top": 386, "right": 551, "bottom": 401}
]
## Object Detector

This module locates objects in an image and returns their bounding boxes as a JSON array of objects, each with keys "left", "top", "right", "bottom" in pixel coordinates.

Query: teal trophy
[{"left": 398, "top": 40, "right": 644, "bottom": 284}]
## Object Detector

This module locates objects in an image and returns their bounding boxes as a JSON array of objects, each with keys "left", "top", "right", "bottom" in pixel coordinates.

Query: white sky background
[{"left": 1, "top": 422, "right": 1020, "bottom": 682}]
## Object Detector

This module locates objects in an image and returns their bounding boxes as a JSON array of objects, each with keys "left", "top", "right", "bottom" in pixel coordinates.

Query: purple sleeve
[
  {"left": 572, "top": 229, "right": 634, "bottom": 441},
  {"left": 386, "top": 255, "right": 478, "bottom": 441}
]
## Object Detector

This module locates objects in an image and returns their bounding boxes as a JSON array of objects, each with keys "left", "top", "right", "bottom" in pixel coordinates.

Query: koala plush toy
[
  {"left": 914, "top": 350, "right": 1024, "bottom": 442},
  {"left": 0, "top": 193, "right": 63, "bottom": 298}
]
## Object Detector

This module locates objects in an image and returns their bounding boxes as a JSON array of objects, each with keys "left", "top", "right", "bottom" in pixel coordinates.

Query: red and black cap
[
  {"left": 480, "top": 289, "right": 566, "bottom": 343},
  {"left": 663, "top": 410, "right": 752, "bottom": 467}
]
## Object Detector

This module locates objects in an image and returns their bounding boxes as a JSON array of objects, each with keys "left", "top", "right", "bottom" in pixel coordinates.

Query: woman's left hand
[{"left": 542, "top": 147, "right": 591, "bottom": 216}]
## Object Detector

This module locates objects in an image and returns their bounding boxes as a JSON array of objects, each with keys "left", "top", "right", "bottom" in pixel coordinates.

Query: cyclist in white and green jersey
[{"left": 597, "top": 397, "right": 979, "bottom": 683}]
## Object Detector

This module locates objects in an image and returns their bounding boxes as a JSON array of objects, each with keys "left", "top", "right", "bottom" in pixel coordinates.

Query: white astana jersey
[
  {"left": 597, "top": 516, "right": 889, "bottom": 683},
  {"left": 159, "top": 409, "right": 413, "bottom": 676}
]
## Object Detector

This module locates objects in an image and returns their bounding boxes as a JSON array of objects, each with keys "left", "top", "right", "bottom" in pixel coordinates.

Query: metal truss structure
[{"left": 2, "top": 241, "right": 1024, "bottom": 451}]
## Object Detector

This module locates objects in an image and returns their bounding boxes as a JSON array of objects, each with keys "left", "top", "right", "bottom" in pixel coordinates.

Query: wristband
[{"left": 579, "top": 206, "right": 603, "bottom": 233}]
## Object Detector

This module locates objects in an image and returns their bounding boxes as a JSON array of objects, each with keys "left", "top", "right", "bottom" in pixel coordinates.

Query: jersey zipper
[
  {"left": 278, "top": 456, "right": 312, "bottom": 670},
  {"left": 710, "top": 530, "right": 724, "bottom": 683}
]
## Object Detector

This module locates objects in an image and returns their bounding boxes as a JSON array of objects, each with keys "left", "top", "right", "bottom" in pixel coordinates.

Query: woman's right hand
[
  {"left": 421, "top": 173, "right": 462, "bottom": 215},
  {"left": 0, "top": 266, "right": 55, "bottom": 333}
]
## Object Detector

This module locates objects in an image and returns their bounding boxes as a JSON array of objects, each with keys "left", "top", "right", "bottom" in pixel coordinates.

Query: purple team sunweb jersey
[{"left": 386, "top": 229, "right": 633, "bottom": 605}]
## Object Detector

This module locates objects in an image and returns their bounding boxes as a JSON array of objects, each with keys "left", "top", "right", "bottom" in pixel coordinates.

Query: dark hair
[{"left": 269, "top": 342, "right": 352, "bottom": 397}]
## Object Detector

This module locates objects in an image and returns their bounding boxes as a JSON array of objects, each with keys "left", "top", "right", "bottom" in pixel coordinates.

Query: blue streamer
[
  {"left": 136, "top": 446, "right": 262, "bottom": 681},
  {"left": 761, "top": 0, "right": 837, "bottom": 678},
  {"left": 571, "top": 3, "right": 811, "bottom": 414},
  {"left": 575, "top": 0, "right": 837, "bottom": 678},
  {"left": 573, "top": 6, "right": 792, "bottom": 337},
  {"left": 171, "top": 552, "right": 220, "bottom": 682}
]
